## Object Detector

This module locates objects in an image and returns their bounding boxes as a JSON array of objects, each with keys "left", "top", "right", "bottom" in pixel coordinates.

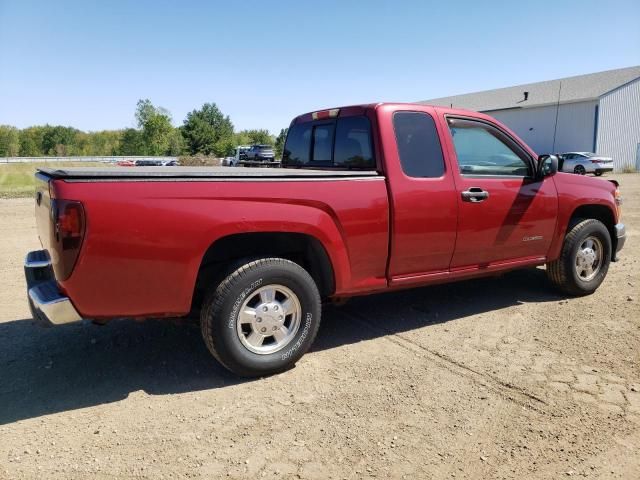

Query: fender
[{"left": 547, "top": 173, "right": 618, "bottom": 261}]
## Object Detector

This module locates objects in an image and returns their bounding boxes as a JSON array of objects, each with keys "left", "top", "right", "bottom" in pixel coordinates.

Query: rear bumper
[
  {"left": 595, "top": 167, "right": 614, "bottom": 174},
  {"left": 25, "top": 250, "right": 82, "bottom": 326}
]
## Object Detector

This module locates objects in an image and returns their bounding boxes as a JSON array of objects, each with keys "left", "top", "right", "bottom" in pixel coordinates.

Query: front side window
[
  {"left": 393, "top": 111, "right": 445, "bottom": 178},
  {"left": 447, "top": 118, "right": 531, "bottom": 176}
]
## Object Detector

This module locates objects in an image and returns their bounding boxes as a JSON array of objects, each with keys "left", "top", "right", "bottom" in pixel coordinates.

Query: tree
[
  {"left": 0, "top": 125, "right": 20, "bottom": 156},
  {"left": 119, "top": 128, "right": 145, "bottom": 155},
  {"left": 182, "top": 102, "right": 234, "bottom": 156},
  {"left": 237, "top": 129, "right": 274, "bottom": 146},
  {"left": 41, "top": 125, "right": 79, "bottom": 155},
  {"left": 135, "top": 99, "right": 174, "bottom": 155},
  {"left": 166, "top": 128, "right": 186, "bottom": 156},
  {"left": 274, "top": 128, "right": 288, "bottom": 159},
  {"left": 19, "top": 127, "right": 45, "bottom": 156}
]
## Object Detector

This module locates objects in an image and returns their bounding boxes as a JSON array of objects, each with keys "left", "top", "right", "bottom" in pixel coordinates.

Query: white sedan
[{"left": 560, "top": 152, "right": 614, "bottom": 176}]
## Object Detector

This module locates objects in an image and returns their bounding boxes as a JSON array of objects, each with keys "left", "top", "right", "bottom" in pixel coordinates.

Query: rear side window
[
  {"left": 393, "top": 112, "right": 445, "bottom": 178},
  {"left": 334, "top": 116, "right": 374, "bottom": 168},
  {"left": 282, "top": 115, "right": 375, "bottom": 169},
  {"left": 282, "top": 123, "right": 311, "bottom": 165}
]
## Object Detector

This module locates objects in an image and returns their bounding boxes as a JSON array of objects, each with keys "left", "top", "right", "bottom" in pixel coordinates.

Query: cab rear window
[{"left": 282, "top": 116, "right": 375, "bottom": 169}]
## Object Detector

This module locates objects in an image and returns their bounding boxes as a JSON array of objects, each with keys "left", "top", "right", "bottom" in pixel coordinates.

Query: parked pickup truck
[{"left": 25, "top": 103, "right": 626, "bottom": 376}]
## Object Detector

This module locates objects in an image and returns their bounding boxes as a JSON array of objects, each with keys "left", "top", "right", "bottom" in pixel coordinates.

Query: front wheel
[
  {"left": 200, "top": 258, "right": 321, "bottom": 377},
  {"left": 546, "top": 219, "right": 611, "bottom": 296}
]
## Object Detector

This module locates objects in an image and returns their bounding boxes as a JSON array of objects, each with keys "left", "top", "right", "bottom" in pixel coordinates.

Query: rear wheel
[
  {"left": 546, "top": 219, "right": 611, "bottom": 296},
  {"left": 574, "top": 165, "right": 586, "bottom": 175},
  {"left": 200, "top": 258, "right": 321, "bottom": 377},
  {"left": 594, "top": 171, "right": 603, "bottom": 176}
]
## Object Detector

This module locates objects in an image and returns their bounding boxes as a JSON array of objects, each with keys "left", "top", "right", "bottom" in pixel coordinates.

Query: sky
[{"left": 1, "top": 0, "right": 639, "bottom": 135}]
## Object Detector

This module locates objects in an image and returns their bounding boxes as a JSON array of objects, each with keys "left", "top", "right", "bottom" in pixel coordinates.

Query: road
[{"left": 1, "top": 174, "right": 639, "bottom": 479}]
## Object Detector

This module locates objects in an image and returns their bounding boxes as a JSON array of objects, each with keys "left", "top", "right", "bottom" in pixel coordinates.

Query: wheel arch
[
  {"left": 567, "top": 204, "right": 617, "bottom": 259},
  {"left": 193, "top": 232, "right": 336, "bottom": 310}
]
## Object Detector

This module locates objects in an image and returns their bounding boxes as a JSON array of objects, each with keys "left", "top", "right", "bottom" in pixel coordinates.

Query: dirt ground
[{"left": 1, "top": 174, "right": 639, "bottom": 480}]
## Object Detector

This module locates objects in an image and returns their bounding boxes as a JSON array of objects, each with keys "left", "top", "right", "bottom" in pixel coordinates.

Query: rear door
[
  {"left": 379, "top": 105, "right": 459, "bottom": 282},
  {"left": 439, "top": 114, "right": 558, "bottom": 269}
]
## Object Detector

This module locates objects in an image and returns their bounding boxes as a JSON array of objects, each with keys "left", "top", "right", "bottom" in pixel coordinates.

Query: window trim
[
  {"left": 392, "top": 110, "right": 447, "bottom": 179},
  {"left": 445, "top": 115, "right": 536, "bottom": 178}
]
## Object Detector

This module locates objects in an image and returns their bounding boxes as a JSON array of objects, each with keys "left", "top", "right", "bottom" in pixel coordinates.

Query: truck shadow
[{"left": 0, "top": 267, "right": 565, "bottom": 425}]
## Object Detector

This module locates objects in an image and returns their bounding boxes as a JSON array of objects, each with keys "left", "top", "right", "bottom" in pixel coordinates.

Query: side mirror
[{"left": 537, "top": 154, "right": 559, "bottom": 179}]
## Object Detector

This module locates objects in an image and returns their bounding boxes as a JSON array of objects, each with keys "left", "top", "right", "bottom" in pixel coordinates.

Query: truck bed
[{"left": 38, "top": 166, "right": 381, "bottom": 180}]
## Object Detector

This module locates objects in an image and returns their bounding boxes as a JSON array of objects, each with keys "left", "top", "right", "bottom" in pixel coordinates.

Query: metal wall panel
[
  {"left": 596, "top": 78, "right": 640, "bottom": 171},
  {"left": 487, "top": 101, "right": 597, "bottom": 155}
]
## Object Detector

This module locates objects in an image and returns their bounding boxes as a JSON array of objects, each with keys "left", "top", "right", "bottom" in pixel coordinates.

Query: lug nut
[
  {"left": 260, "top": 327, "right": 267, "bottom": 333},
  {"left": 274, "top": 305, "right": 279, "bottom": 311},
  {"left": 279, "top": 315, "right": 283, "bottom": 320},
  {"left": 256, "top": 317, "right": 262, "bottom": 323},
  {"left": 263, "top": 306, "right": 268, "bottom": 312},
  {"left": 272, "top": 326, "right": 277, "bottom": 331}
]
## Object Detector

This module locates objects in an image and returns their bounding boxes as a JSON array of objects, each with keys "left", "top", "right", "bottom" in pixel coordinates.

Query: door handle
[{"left": 461, "top": 187, "right": 489, "bottom": 202}]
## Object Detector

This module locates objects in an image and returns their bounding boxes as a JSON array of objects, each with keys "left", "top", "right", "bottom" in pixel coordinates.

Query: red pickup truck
[{"left": 25, "top": 103, "right": 625, "bottom": 376}]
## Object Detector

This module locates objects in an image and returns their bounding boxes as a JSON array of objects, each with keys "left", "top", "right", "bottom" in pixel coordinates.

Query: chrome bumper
[{"left": 25, "top": 250, "right": 82, "bottom": 326}]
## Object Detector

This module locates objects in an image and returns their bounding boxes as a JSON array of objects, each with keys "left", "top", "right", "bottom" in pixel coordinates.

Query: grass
[{"left": 0, "top": 162, "right": 108, "bottom": 198}]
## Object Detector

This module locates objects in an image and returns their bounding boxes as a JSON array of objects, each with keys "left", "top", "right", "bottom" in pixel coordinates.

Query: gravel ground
[{"left": 1, "top": 174, "right": 639, "bottom": 479}]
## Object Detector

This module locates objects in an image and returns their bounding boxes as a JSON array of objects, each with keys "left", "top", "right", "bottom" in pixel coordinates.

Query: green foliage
[
  {"left": 182, "top": 102, "right": 234, "bottom": 156},
  {"left": 274, "top": 128, "right": 288, "bottom": 159},
  {"left": 0, "top": 125, "right": 21, "bottom": 156},
  {"left": 19, "top": 127, "right": 45, "bottom": 156},
  {"left": 135, "top": 99, "right": 175, "bottom": 155},
  {"left": 1, "top": 98, "right": 277, "bottom": 159},
  {"left": 118, "top": 128, "right": 145, "bottom": 155},
  {"left": 236, "top": 129, "right": 275, "bottom": 146},
  {"left": 0, "top": 161, "right": 106, "bottom": 198}
]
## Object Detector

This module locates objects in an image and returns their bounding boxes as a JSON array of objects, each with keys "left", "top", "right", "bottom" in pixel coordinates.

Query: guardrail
[{"left": 0, "top": 156, "right": 179, "bottom": 164}]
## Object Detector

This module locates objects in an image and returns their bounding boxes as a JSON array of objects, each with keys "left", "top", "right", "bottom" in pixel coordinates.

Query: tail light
[
  {"left": 590, "top": 160, "right": 601, "bottom": 164},
  {"left": 311, "top": 108, "right": 340, "bottom": 120},
  {"left": 614, "top": 188, "right": 623, "bottom": 221},
  {"left": 54, "top": 199, "right": 86, "bottom": 280}
]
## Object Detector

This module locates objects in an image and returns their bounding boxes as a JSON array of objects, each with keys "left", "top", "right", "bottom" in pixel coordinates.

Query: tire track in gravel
[{"left": 336, "top": 308, "right": 550, "bottom": 414}]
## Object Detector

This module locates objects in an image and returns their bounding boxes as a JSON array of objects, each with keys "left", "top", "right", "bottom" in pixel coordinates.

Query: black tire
[
  {"left": 200, "top": 258, "right": 321, "bottom": 377},
  {"left": 594, "top": 171, "right": 603, "bottom": 177},
  {"left": 546, "top": 219, "right": 611, "bottom": 296},
  {"left": 574, "top": 165, "right": 586, "bottom": 175}
]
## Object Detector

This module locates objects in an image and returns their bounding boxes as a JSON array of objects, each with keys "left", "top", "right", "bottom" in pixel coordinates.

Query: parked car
[
  {"left": 560, "top": 152, "right": 613, "bottom": 176},
  {"left": 245, "top": 144, "right": 275, "bottom": 162},
  {"left": 115, "top": 159, "right": 135, "bottom": 167},
  {"left": 25, "top": 103, "right": 625, "bottom": 377},
  {"left": 134, "top": 159, "right": 163, "bottom": 166}
]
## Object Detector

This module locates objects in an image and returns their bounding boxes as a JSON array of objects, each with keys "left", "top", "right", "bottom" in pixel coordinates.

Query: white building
[{"left": 420, "top": 66, "right": 640, "bottom": 171}]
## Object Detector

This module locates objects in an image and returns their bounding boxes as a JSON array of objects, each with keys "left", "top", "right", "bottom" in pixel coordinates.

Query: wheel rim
[
  {"left": 236, "top": 284, "right": 301, "bottom": 355},
  {"left": 575, "top": 236, "right": 603, "bottom": 282},
  {"left": 574, "top": 165, "right": 585, "bottom": 175}
]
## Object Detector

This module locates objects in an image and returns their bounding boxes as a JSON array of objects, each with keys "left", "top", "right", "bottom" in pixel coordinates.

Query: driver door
[{"left": 441, "top": 116, "right": 558, "bottom": 269}]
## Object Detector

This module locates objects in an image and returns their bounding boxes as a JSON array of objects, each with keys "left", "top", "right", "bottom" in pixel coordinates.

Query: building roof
[{"left": 418, "top": 66, "right": 640, "bottom": 112}]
